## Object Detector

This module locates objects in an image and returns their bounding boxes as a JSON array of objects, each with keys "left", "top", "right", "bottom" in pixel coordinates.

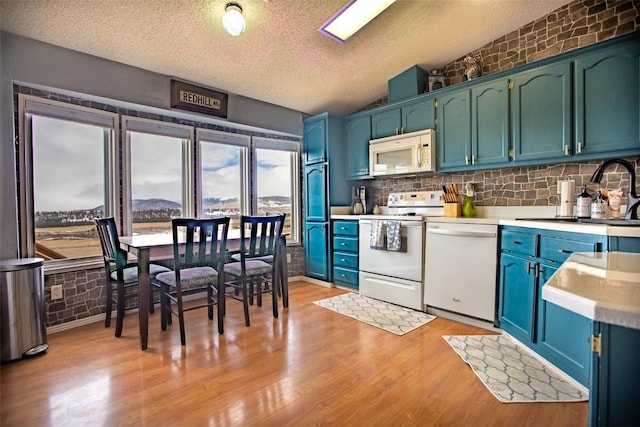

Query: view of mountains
[{"left": 92, "top": 196, "right": 291, "bottom": 211}]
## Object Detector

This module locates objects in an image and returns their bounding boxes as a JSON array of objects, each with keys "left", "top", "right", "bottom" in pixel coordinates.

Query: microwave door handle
[{"left": 417, "top": 146, "right": 421, "bottom": 167}]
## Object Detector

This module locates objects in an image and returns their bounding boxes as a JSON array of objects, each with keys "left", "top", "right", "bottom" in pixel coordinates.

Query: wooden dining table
[{"left": 119, "top": 231, "right": 288, "bottom": 350}]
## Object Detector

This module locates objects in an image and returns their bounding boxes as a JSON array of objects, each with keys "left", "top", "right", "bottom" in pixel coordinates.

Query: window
[
  {"left": 253, "top": 137, "right": 300, "bottom": 243},
  {"left": 197, "top": 129, "right": 249, "bottom": 232},
  {"left": 18, "top": 95, "right": 118, "bottom": 262},
  {"left": 122, "top": 117, "right": 194, "bottom": 235}
]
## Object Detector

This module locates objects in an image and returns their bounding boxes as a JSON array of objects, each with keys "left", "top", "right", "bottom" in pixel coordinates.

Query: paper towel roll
[{"left": 559, "top": 179, "right": 576, "bottom": 217}]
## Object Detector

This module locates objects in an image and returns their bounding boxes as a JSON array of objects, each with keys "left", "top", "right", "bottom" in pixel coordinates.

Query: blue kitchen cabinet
[
  {"left": 498, "top": 225, "right": 606, "bottom": 386},
  {"left": 589, "top": 322, "right": 640, "bottom": 426},
  {"left": 303, "top": 112, "right": 350, "bottom": 282},
  {"left": 436, "top": 88, "right": 471, "bottom": 170},
  {"left": 371, "top": 95, "right": 435, "bottom": 139},
  {"left": 304, "top": 164, "right": 328, "bottom": 222},
  {"left": 346, "top": 113, "right": 372, "bottom": 180},
  {"left": 608, "top": 237, "right": 640, "bottom": 253},
  {"left": 332, "top": 220, "right": 359, "bottom": 289},
  {"left": 510, "top": 61, "right": 572, "bottom": 163},
  {"left": 437, "top": 79, "right": 510, "bottom": 171},
  {"left": 305, "top": 222, "right": 330, "bottom": 281},
  {"left": 574, "top": 38, "right": 640, "bottom": 159}
]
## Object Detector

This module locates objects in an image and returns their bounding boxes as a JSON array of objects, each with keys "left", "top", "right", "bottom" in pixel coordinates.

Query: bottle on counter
[
  {"left": 576, "top": 185, "right": 592, "bottom": 219},
  {"left": 590, "top": 191, "right": 608, "bottom": 219}
]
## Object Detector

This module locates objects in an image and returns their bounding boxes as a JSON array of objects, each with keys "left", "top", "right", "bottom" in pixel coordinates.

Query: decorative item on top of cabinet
[
  {"left": 428, "top": 69, "right": 446, "bottom": 92},
  {"left": 463, "top": 54, "right": 482, "bottom": 80}
]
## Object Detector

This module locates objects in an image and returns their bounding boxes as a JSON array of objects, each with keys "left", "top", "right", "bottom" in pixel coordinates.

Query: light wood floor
[{"left": 0, "top": 282, "right": 587, "bottom": 426}]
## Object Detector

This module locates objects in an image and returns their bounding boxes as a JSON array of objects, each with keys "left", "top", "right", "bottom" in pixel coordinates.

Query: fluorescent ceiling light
[{"left": 318, "top": 0, "right": 397, "bottom": 43}]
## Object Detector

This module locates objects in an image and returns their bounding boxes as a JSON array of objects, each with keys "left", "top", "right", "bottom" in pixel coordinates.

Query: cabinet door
[
  {"left": 537, "top": 263, "right": 592, "bottom": 386},
  {"left": 304, "top": 164, "right": 327, "bottom": 222},
  {"left": 402, "top": 97, "right": 435, "bottom": 133},
  {"left": 305, "top": 222, "right": 330, "bottom": 281},
  {"left": 371, "top": 107, "right": 401, "bottom": 139},
  {"left": 303, "top": 116, "right": 327, "bottom": 165},
  {"left": 471, "top": 79, "right": 510, "bottom": 167},
  {"left": 346, "top": 115, "right": 372, "bottom": 180},
  {"left": 499, "top": 253, "right": 537, "bottom": 344},
  {"left": 511, "top": 62, "right": 572, "bottom": 163},
  {"left": 436, "top": 89, "right": 471, "bottom": 170},
  {"left": 575, "top": 40, "right": 640, "bottom": 157}
]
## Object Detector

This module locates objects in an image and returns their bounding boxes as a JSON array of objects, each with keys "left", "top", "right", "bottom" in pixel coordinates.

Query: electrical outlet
[
  {"left": 51, "top": 285, "right": 63, "bottom": 300},
  {"left": 286, "top": 253, "right": 292, "bottom": 263}
]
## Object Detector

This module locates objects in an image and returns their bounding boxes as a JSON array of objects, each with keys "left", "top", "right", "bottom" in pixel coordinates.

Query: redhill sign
[{"left": 170, "top": 80, "right": 228, "bottom": 118}]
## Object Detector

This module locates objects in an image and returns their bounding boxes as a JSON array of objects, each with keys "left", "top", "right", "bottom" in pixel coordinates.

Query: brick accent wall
[{"left": 367, "top": 0, "right": 640, "bottom": 208}]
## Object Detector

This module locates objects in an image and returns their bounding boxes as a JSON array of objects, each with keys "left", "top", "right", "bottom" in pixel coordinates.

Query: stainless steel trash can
[{"left": 0, "top": 258, "right": 48, "bottom": 362}]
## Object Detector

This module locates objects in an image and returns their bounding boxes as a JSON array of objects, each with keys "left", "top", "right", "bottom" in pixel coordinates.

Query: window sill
[{"left": 44, "top": 257, "right": 103, "bottom": 276}]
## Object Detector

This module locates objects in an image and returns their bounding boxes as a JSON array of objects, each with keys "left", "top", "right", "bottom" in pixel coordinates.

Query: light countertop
[{"left": 542, "top": 252, "right": 640, "bottom": 330}]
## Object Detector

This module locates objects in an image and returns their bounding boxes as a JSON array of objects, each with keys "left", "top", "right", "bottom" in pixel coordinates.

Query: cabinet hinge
[
  {"left": 508, "top": 148, "right": 514, "bottom": 160},
  {"left": 591, "top": 334, "right": 601, "bottom": 356},
  {"left": 434, "top": 100, "right": 439, "bottom": 108},
  {"left": 508, "top": 81, "right": 514, "bottom": 90}
]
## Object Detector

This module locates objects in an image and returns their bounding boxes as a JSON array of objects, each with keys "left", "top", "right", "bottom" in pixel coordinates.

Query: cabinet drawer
[
  {"left": 333, "top": 220, "right": 358, "bottom": 236},
  {"left": 540, "top": 236, "right": 599, "bottom": 264},
  {"left": 333, "top": 252, "right": 358, "bottom": 270},
  {"left": 333, "top": 266, "right": 359, "bottom": 287},
  {"left": 501, "top": 229, "right": 537, "bottom": 257},
  {"left": 333, "top": 236, "right": 358, "bottom": 253}
]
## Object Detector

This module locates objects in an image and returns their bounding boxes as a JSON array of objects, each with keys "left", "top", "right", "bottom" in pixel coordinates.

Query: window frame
[
  {"left": 121, "top": 116, "right": 195, "bottom": 236},
  {"left": 17, "top": 94, "right": 119, "bottom": 266},
  {"left": 252, "top": 136, "right": 301, "bottom": 245}
]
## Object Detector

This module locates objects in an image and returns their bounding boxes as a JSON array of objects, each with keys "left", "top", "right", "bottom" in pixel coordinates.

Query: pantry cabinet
[
  {"left": 499, "top": 226, "right": 606, "bottom": 386},
  {"left": 303, "top": 112, "right": 350, "bottom": 282},
  {"left": 574, "top": 38, "right": 640, "bottom": 159}
]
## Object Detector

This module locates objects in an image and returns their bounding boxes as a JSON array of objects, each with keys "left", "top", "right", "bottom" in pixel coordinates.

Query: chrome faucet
[{"left": 590, "top": 158, "right": 639, "bottom": 220}]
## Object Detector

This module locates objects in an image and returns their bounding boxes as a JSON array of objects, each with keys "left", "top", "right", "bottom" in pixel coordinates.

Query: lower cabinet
[
  {"left": 332, "top": 220, "right": 359, "bottom": 289},
  {"left": 498, "top": 226, "right": 606, "bottom": 386},
  {"left": 305, "top": 221, "right": 330, "bottom": 281}
]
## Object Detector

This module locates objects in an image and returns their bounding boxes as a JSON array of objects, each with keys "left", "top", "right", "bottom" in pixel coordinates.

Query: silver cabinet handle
[
  {"left": 577, "top": 142, "right": 582, "bottom": 154},
  {"left": 564, "top": 144, "right": 570, "bottom": 156}
]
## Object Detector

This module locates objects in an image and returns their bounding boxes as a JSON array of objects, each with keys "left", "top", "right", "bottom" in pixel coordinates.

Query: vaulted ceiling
[{"left": 0, "top": 0, "right": 570, "bottom": 115}]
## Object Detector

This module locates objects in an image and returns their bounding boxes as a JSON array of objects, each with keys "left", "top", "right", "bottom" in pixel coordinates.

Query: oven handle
[{"left": 427, "top": 229, "right": 496, "bottom": 238}]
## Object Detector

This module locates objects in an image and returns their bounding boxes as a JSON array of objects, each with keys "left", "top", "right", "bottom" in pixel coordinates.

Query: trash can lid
[{"left": 0, "top": 258, "right": 44, "bottom": 272}]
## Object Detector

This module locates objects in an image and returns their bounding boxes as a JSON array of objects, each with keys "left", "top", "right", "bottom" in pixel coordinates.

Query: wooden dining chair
[
  {"left": 154, "top": 217, "right": 230, "bottom": 345},
  {"left": 223, "top": 214, "right": 285, "bottom": 326},
  {"left": 94, "top": 217, "right": 171, "bottom": 337}
]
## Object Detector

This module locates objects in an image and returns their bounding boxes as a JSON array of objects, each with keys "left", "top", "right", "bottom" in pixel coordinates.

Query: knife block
[{"left": 444, "top": 203, "right": 461, "bottom": 217}]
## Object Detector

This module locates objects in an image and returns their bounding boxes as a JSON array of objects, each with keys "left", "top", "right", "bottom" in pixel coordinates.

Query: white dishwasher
[{"left": 423, "top": 220, "right": 498, "bottom": 322}]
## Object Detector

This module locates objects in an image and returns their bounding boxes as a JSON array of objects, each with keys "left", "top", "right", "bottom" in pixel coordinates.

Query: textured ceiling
[{"left": 0, "top": 0, "right": 570, "bottom": 116}]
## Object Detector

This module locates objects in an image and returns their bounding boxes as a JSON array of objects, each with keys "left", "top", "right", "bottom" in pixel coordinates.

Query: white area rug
[
  {"left": 443, "top": 335, "right": 588, "bottom": 403},
  {"left": 313, "top": 293, "right": 436, "bottom": 335}
]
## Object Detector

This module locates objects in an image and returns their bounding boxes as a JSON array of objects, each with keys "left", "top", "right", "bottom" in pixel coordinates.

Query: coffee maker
[{"left": 359, "top": 185, "right": 375, "bottom": 214}]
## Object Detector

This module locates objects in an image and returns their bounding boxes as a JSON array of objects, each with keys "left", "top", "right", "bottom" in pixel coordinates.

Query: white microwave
[{"left": 369, "top": 129, "right": 436, "bottom": 177}]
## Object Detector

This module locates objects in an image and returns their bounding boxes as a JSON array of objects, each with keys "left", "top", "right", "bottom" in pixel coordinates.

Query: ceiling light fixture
[
  {"left": 223, "top": 2, "right": 246, "bottom": 37},
  {"left": 318, "top": 0, "right": 396, "bottom": 43}
]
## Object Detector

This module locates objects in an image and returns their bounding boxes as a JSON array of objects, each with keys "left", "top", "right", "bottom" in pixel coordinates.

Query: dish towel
[
  {"left": 386, "top": 220, "right": 401, "bottom": 251},
  {"left": 369, "top": 220, "right": 386, "bottom": 250}
]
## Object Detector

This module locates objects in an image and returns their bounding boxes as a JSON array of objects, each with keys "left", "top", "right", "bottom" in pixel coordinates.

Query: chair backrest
[
  {"left": 239, "top": 214, "right": 285, "bottom": 259},
  {"left": 171, "top": 217, "right": 230, "bottom": 272},
  {"left": 95, "top": 217, "right": 128, "bottom": 273}
]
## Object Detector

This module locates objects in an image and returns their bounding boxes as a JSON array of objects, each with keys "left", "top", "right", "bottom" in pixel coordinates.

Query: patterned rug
[
  {"left": 443, "top": 335, "right": 589, "bottom": 403},
  {"left": 313, "top": 292, "right": 437, "bottom": 335}
]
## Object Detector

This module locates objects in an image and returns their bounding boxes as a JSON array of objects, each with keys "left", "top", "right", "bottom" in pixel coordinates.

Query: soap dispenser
[
  {"left": 462, "top": 183, "right": 476, "bottom": 217},
  {"left": 576, "top": 185, "right": 592, "bottom": 219}
]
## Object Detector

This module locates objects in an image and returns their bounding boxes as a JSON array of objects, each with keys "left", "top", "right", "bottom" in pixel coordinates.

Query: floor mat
[
  {"left": 443, "top": 334, "right": 589, "bottom": 403},
  {"left": 313, "top": 292, "right": 436, "bottom": 335}
]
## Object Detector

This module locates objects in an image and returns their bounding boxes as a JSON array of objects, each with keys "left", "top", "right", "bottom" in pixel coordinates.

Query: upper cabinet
[
  {"left": 303, "top": 115, "right": 328, "bottom": 165},
  {"left": 510, "top": 61, "right": 572, "bottom": 163},
  {"left": 346, "top": 113, "right": 372, "bottom": 180},
  {"left": 436, "top": 79, "right": 510, "bottom": 171},
  {"left": 371, "top": 96, "right": 435, "bottom": 139},
  {"left": 574, "top": 38, "right": 640, "bottom": 158}
]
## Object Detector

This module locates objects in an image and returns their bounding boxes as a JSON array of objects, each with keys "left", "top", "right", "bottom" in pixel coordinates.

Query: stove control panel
[{"left": 387, "top": 191, "right": 444, "bottom": 208}]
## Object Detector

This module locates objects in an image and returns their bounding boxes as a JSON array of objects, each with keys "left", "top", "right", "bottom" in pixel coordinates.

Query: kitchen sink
[{"left": 515, "top": 217, "right": 640, "bottom": 226}]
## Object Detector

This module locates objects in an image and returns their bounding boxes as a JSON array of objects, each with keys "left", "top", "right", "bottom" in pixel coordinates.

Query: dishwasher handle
[{"left": 427, "top": 228, "right": 496, "bottom": 238}]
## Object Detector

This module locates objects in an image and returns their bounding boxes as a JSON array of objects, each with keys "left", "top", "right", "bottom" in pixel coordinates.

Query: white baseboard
[{"left": 296, "top": 276, "right": 334, "bottom": 288}]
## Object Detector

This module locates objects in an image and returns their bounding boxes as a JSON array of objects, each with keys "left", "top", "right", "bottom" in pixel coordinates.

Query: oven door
[{"left": 358, "top": 219, "right": 425, "bottom": 282}]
